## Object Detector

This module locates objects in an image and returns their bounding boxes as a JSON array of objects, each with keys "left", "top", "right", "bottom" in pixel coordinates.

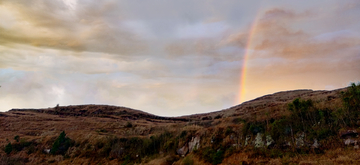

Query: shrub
[
  {"left": 50, "top": 131, "right": 74, "bottom": 155},
  {"left": 213, "top": 150, "right": 224, "bottom": 165},
  {"left": 201, "top": 147, "right": 216, "bottom": 163},
  {"left": 164, "top": 154, "right": 179, "bottom": 165},
  {"left": 199, "top": 147, "right": 224, "bottom": 165},
  {"left": 179, "top": 130, "right": 187, "bottom": 139},
  {"left": 183, "top": 156, "right": 194, "bottom": 165},
  {"left": 341, "top": 82, "right": 360, "bottom": 126},
  {"left": 232, "top": 117, "right": 246, "bottom": 124},
  {"left": 125, "top": 122, "right": 133, "bottom": 128},
  {"left": 5, "top": 142, "right": 12, "bottom": 154},
  {"left": 14, "top": 135, "right": 20, "bottom": 142},
  {"left": 12, "top": 139, "right": 32, "bottom": 152},
  {"left": 249, "top": 122, "right": 265, "bottom": 135},
  {"left": 225, "top": 127, "right": 234, "bottom": 136}
]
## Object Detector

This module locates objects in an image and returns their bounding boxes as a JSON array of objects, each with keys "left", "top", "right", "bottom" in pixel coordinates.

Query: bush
[
  {"left": 164, "top": 154, "right": 179, "bottom": 165},
  {"left": 232, "top": 118, "right": 246, "bottom": 124},
  {"left": 213, "top": 150, "right": 224, "bottom": 165},
  {"left": 341, "top": 82, "right": 360, "bottom": 126},
  {"left": 249, "top": 123, "right": 265, "bottom": 135},
  {"left": 5, "top": 143, "right": 12, "bottom": 154},
  {"left": 125, "top": 122, "right": 133, "bottom": 128},
  {"left": 225, "top": 127, "right": 234, "bottom": 136},
  {"left": 179, "top": 130, "right": 187, "bottom": 139},
  {"left": 182, "top": 156, "right": 194, "bottom": 165},
  {"left": 50, "top": 131, "right": 74, "bottom": 155},
  {"left": 12, "top": 139, "right": 32, "bottom": 152},
  {"left": 199, "top": 147, "right": 224, "bottom": 165},
  {"left": 14, "top": 135, "right": 20, "bottom": 142}
]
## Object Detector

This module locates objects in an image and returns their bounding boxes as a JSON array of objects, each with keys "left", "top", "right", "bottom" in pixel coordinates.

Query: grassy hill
[{"left": 0, "top": 83, "right": 359, "bottom": 165}]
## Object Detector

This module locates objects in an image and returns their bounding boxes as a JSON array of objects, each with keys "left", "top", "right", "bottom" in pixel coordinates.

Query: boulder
[
  {"left": 254, "top": 133, "right": 264, "bottom": 148},
  {"left": 344, "top": 138, "right": 356, "bottom": 146},
  {"left": 311, "top": 139, "right": 319, "bottom": 148},
  {"left": 188, "top": 136, "right": 200, "bottom": 152},
  {"left": 266, "top": 135, "right": 274, "bottom": 147},
  {"left": 295, "top": 132, "right": 305, "bottom": 147},
  {"left": 176, "top": 145, "right": 189, "bottom": 156}
]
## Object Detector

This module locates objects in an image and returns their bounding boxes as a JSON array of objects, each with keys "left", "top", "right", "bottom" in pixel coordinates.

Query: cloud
[
  {"left": 0, "top": 0, "right": 359, "bottom": 116},
  {"left": 0, "top": 0, "right": 147, "bottom": 55},
  {"left": 214, "top": 6, "right": 360, "bottom": 102},
  {"left": 175, "top": 21, "right": 229, "bottom": 39},
  {"left": 252, "top": 9, "right": 360, "bottom": 59}
]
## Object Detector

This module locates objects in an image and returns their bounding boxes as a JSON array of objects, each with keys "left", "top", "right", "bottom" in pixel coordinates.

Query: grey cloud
[{"left": 0, "top": 0, "right": 147, "bottom": 55}]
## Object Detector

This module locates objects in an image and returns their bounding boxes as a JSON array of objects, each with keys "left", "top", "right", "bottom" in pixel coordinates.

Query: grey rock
[
  {"left": 245, "top": 135, "right": 251, "bottom": 146},
  {"left": 44, "top": 149, "right": 50, "bottom": 154},
  {"left": 177, "top": 145, "right": 189, "bottom": 156},
  {"left": 295, "top": 132, "right": 305, "bottom": 147},
  {"left": 266, "top": 135, "right": 274, "bottom": 147},
  {"left": 254, "top": 133, "right": 264, "bottom": 148},
  {"left": 312, "top": 139, "right": 320, "bottom": 148},
  {"left": 188, "top": 136, "right": 200, "bottom": 152},
  {"left": 344, "top": 138, "right": 356, "bottom": 146}
]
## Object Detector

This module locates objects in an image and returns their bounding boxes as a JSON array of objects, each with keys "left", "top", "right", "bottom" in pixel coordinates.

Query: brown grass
[{"left": 0, "top": 87, "right": 354, "bottom": 164}]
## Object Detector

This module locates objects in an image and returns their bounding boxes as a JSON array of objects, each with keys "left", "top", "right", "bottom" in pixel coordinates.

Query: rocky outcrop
[
  {"left": 340, "top": 130, "right": 359, "bottom": 147},
  {"left": 344, "top": 139, "right": 357, "bottom": 146},
  {"left": 296, "top": 132, "right": 305, "bottom": 147},
  {"left": 176, "top": 145, "right": 188, "bottom": 156},
  {"left": 188, "top": 136, "right": 200, "bottom": 151},
  {"left": 254, "top": 133, "right": 264, "bottom": 148},
  {"left": 266, "top": 135, "right": 274, "bottom": 147},
  {"left": 312, "top": 139, "right": 319, "bottom": 148},
  {"left": 177, "top": 136, "right": 200, "bottom": 156}
]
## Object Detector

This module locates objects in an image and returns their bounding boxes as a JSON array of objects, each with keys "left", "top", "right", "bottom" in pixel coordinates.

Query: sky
[{"left": 0, "top": 0, "right": 359, "bottom": 116}]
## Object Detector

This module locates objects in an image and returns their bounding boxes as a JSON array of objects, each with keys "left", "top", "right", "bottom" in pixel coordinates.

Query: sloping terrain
[
  {"left": 0, "top": 85, "right": 359, "bottom": 165},
  {"left": 187, "top": 88, "right": 345, "bottom": 120}
]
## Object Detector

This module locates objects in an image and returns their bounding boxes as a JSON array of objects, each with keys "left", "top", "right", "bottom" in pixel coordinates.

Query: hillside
[{"left": 0, "top": 84, "right": 359, "bottom": 165}]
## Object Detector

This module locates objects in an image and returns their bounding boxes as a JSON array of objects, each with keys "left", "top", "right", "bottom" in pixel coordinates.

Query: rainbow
[{"left": 238, "top": 12, "right": 262, "bottom": 104}]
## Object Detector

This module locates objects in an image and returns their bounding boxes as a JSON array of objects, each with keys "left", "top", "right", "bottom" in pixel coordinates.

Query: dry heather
[{"left": 0, "top": 85, "right": 359, "bottom": 165}]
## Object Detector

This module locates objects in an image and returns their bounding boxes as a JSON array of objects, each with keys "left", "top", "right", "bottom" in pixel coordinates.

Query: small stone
[
  {"left": 44, "top": 149, "right": 51, "bottom": 154},
  {"left": 296, "top": 132, "right": 305, "bottom": 147},
  {"left": 344, "top": 139, "right": 351, "bottom": 145},
  {"left": 344, "top": 138, "right": 356, "bottom": 146},
  {"left": 245, "top": 135, "right": 251, "bottom": 146},
  {"left": 312, "top": 139, "right": 320, "bottom": 148}
]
